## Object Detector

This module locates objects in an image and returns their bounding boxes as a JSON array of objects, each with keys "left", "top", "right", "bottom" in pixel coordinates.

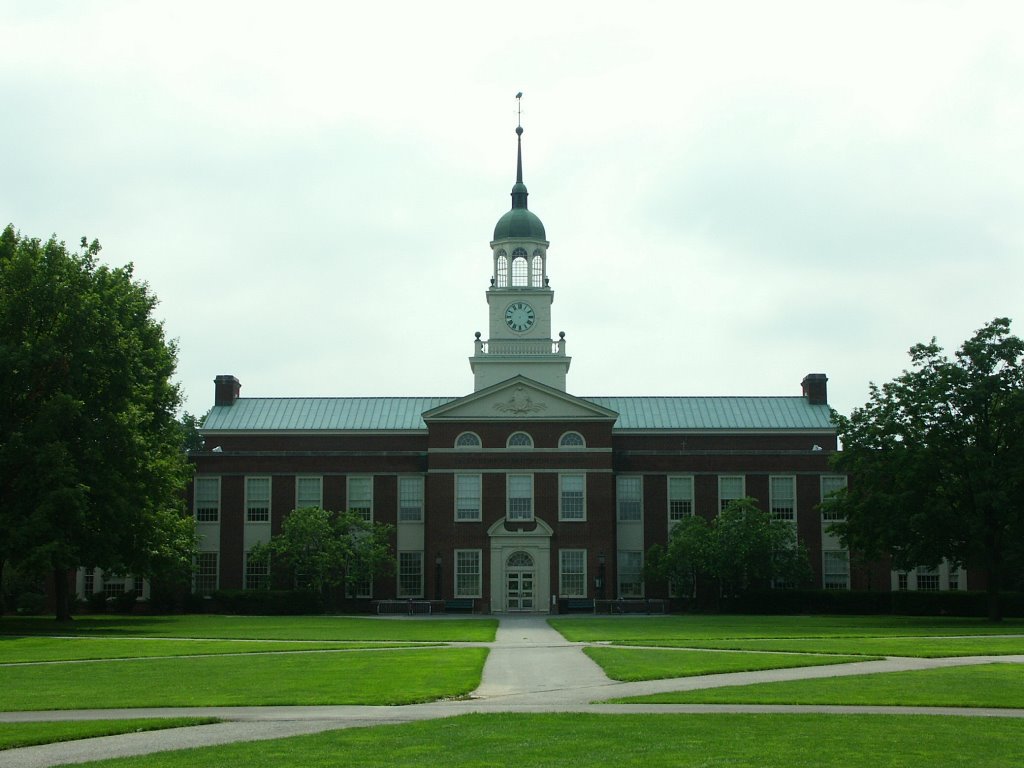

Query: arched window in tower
[
  {"left": 495, "top": 252, "right": 508, "bottom": 287},
  {"left": 511, "top": 248, "right": 528, "bottom": 287},
  {"left": 531, "top": 254, "right": 543, "bottom": 287}
]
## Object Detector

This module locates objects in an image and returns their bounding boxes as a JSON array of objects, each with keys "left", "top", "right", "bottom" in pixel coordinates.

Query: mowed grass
[
  {"left": 550, "top": 615, "right": 1024, "bottom": 657},
  {"left": 613, "top": 662, "right": 1024, "bottom": 707},
  {"left": 0, "top": 614, "right": 497, "bottom": 642},
  {"left": 0, "top": 718, "right": 218, "bottom": 751},
  {"left": 61, "top": 713, "right": 1024, "bottom": 768},
  {"left": 0, "top": 637, "right": 422, "bottom": 664},
  {"left": 584, "top": 646, "right": 872, "bottom": 681},
  {"left": 0, "top": 647, "right": 488, "bottom": 710}
]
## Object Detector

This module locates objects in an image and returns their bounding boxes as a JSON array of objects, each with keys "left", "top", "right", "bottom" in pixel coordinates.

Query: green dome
[{"left": 493, "top": 207, "right": 546, "bottom": 241}]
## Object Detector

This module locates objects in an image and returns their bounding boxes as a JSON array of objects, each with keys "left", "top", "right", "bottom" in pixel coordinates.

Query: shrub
[
  {"left": 16, "top": 592, "right": 46, "bottom": 615},
  {"left": 87, "top": 591, "right": 108, "bottom": 613},
  {"left": 211, "top": 589, "right": 325, "bottom": 615}
]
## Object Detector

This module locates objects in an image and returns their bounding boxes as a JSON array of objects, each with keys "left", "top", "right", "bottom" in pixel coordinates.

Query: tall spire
[{"left": 511, "top": 92, "right": 528, "bottom": 210}]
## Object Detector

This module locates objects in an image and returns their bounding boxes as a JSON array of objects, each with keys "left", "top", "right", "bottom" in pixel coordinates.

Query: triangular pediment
[{"left": 422, "top": 376, "right": 618, "bottom": 422}]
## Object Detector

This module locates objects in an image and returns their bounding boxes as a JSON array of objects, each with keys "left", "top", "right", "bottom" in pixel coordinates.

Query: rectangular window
[
  {"left": 397, "top": 551, "right": 424, "bottom": 598},
  {"left": 455, "top": 474, "right": 482, "bottom": 521},
  {"left": 559, "top": 549, "right": 587, "bottom": 597},
  {"left": 822, "top": 550, "right": 850, "bottom": 590},
  {"left": 617, "top": 476, "right": 642, "bottom": 522},
  {"left": 398, "top": 476, "right": 424, "bottom": 522},
  {"left": 246, "top": 477, "right": 271, "bottom": 523},
  {"left": 916, "top": 566, "right": 940, "bottom": 591},
  {"left": 770, "top": 476, "right": 796, "bottom": 521},
  {"left": 507, "top": 474, "right": 533, "bottom": 521},
  {"left": 948, "top": 568, "right": 960, "bottom": 591},
  {"left": 296, "top": 476, "right": 322, "bottom": 510},
  {"left": 821, "top": 475, "right": 848, "bottom": 520},
  {"left": 83, "top": 569, "right": 95, "bottom": 596},
  {"left": 559, "top": 474, "right": 586, "bottom": 521},
  {"left": 346, "top": 575, "right": 372, "bottom": 599},
  {"left": 102, "top": 575, "right": 127, "bottom": 596},
  {"left": 718, "top": 475, "right": 744, "bottom": 513},
  {"left": 897, "top": 572, "right": 909, "bottom": 591},
  {"left": 455, "top": 549, "right": 482, "bottom": 597},
  {"left": 617, "top": 550, "right": 644, "bottom": 598},
  {"left": 348, "top": 476, "right": 373, "bottom": 521},
  {"left": 194, "top": 477, "right": 220, "bottom": 522},
  {"left": 194, "top": 552, "right": 219, "bottom": 595},
  {"left": 667, "top": 476, "right": 694, "bottom": 522},
  {"left": 244, "top": 551, "right": 269, "bottom": 590}
]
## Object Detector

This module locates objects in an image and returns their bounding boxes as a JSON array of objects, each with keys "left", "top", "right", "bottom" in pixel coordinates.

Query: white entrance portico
[{"left": 487, "top": 518, "right": 553, "bottom": 613}]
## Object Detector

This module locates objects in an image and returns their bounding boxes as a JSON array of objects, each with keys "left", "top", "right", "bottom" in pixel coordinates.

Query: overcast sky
[{"left": 4, "top": 2, "right": 1022, "bottom": 418}]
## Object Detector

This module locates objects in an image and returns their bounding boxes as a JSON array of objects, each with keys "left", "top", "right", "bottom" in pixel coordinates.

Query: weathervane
[{"left": 515, "top": 91, "right": 523, "bottom": 132}]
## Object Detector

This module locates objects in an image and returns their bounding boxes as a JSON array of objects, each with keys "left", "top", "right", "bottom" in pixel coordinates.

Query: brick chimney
[
  {"left": 214, "top": 375, "right": 241, "bottom": 406},
  {"left": 801, "top": 373, "right": 828, "bottom": 405}
]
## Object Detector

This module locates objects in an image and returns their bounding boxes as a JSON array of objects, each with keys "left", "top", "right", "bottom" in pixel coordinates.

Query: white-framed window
[
  {"left": 244, "top": 551, "right": 269, "bottom": 590},
  {"left": 916, "top": 566, "right": 940, "bottom": 591},
  {"left": 348, "top": 476, "right": 373, "bottom": 521},
  {"left": 822, "top": 550, "right": 850, "bottom": 590},
  {"left": 718, "top": 475, "right": 744, "bottom": 512},
  {"left": 455, "top": 549, "right": 482, "bottom": 597},
  {"left": 194, "top": 477, "right": 220, "bottom": 522},
  {"left": 296, "top": 476, "right": 322, "bottom": 510},
  {"left": 821, "top": 475, "right": 848, "bottom": 520},
  {"left": 897, "top": 572, "right": 909, "bottom": 591},
  {"left": 667, "top": 476, "right": 694, "bottom": 522},
  {"left": 949, "top": 568, "right": 961, "bottom": 591},
  {"left": 245, "top": 476, "right": 271, "bottom": 523},
  {"left": 617, "top": 550, "right": 644, "bottom": 598},
  {"left": 531, "top": 254, "right": 544, "bottom": 286},
  {"left": 770, "top": 476, "right": 796, "bottom": 521},
  {"left": 507, "top": 431, "right": 533, "bottom": 449},
  {"left": 455, "top": 474, "right": 482, "bottom": 521},
  {"left": 397, "top": 551, "right": 424, "bottom": 598},
  {"left": 559, "top": 550, "right": 587, "bottom": 597},
  {"left": 617, "top": 476, "right": 642, "bottom": 522},
  {"left": 507, "top": 474, "right": 533, "bottom": 521},
  {"left": 558, "top": 431, "right": 586, "bottom": 448},
  {"left": 511, "top": 249, "right": 529, "bottom": 286},
  {"left": 455, "top": 431, "right": 481, "bottom": 449},
  {"left": 346, "top": 575, "right": 372, "bottom": 599},
  {"left": 496, "top": 251, "right": 508, "bottom": 287},
  {"left": 559, "top": 474, "right": 586, "bottom": 521},
  {"left": 194, "top": 552, "right": 218, "bottom": 594},
  {"left": 398, "top": 476, "right": 424, "bottom": 522}
]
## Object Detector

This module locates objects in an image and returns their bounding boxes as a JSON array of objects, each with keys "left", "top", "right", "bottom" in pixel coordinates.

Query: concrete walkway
[{"left": 3, "top": 615, "right": 1024, "bottom": 768}]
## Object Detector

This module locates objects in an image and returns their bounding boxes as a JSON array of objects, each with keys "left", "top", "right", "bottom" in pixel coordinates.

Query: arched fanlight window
[
  {"left": 496, "top": 252, "right": 508, "bottom": 287},
  {"left": 455, "top": 432, "right": 482, "bottom": 449},
  {"left": 506, "top": 550, "right": 534, "bottom": 567},
  {"left": 511, "top": 248, "right": 528, "bottom": 286},
  {"left": 559, "top": 431, "right": 586, "bottom": 449},
  {"left": 506, "top": 431, "right": 533, "bottom": 449},
  {"left": 531, "top": 255, "right": 543, "bottom": 287}
]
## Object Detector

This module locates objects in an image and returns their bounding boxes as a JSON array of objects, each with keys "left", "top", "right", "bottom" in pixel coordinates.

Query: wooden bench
[
  {"left": 444, "top": 598, "right": 475, "bottom": 613},
  {"left": 564, "top": 598, "right": 595, "bottom": 613},
  {"left": 595, "top": 598, "right": 667, "bottom": 615},
  {"left": 375, "top": 600, "right": 433, "bottom": 615}
]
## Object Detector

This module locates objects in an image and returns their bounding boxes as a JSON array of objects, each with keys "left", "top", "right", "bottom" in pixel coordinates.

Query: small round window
[
  {"left": 507, "top": 431, "right": 534, "bottom": 449},
  {"left": 559, "top": 431, "right": 586, "bottom": 448},
  {"left": 455, "top": 432, "right": 481, "bottom": 449}
]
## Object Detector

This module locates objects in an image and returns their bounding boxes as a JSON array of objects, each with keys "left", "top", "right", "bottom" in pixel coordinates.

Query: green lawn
[
  {"left": 0, "top": 648, "right": 488, "bottom": 710},
  {"left": 61, "top": 713, "right": 1024, "bottom": 768},
  {"left": 550, "top": 615, "right": 1024, "bottom": 657},
  {"left": 584, "top": 646, "right": 872, "bottom": 681},
  {"left": 0, "top": 718, "right": 218, "bottom": 751},
  {"left": 0, "top": 637, "right": 423, "bottom": 664},
  {"left": 612, "top": 662, "right": 1024, "bottom": 707},
  {"left": 0, "top": 614, "right": 497, "bottom": 642}
]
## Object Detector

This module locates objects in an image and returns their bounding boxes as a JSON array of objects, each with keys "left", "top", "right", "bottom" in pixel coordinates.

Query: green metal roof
[
  {"left": 202, "top": 395, "right": 833, "bottom": 432},
  {"left": 493, "top": 206, "right": 546, "bottom": 241},
  {"left": 584, "top": 396, "right": 834, "bottom": 431},
  {"left": 203, "top": 397, "right": 456, "bottom": 432}
]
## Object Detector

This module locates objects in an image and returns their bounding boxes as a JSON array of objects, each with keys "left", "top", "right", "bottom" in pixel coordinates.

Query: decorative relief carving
[{"left": 493, "top": 385, "right": 547, "bottom": 415}]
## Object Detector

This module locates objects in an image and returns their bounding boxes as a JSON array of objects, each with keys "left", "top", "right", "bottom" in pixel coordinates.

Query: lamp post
[{"left": 435, "top": 554, "right": 443, "bottom": 601}]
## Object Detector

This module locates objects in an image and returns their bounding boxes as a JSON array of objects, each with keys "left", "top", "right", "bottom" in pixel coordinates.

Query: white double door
[{"left": 506, "top": 567, "right": 535, "bottom": 611}]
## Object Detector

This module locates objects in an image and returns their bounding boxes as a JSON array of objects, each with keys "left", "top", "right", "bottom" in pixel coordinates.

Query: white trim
[
  {"left": 295, "top": 475, "right": 323, "bottom": 510},
  {"left": 558, "top": 473, "right": 586, "bottom": 521},
  {"left": 455, "top": 474, "right": 482, "bottom": 521},
  {"left": 454, "top": 549, "right": 482, "bottom": 598},
  {"left": 616, "top": 475, "right": 643, "bottom": 523},
  {"left": 347, "top": 475, "right": 374, "bottom": 522},
  {"left": 398, "top": 475, "right": 424, "bottom": 522},
  {"left": 718, "top": 474, "right": 745, "bottom": 512},
  {"left": 559, "top": 549, "right": 587, "bottom": 597},
  {"left": 507, "top": 473, "right": 534, "bottom": 522},
  {"left": 667, "top": 475, "right": 694, "bottom": 525},
  {"left": 245, "top": 476, "right": 271, "bottom": 524},
  {"left": 194, "top": 476, "right": 221, "bottom": 522}
]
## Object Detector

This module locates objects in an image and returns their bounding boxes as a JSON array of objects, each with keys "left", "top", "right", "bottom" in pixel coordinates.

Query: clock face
[{"left": 504, "top": 302, "right": 536, "bottom": 332}]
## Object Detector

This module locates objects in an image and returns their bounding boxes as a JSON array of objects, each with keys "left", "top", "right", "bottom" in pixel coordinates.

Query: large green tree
[
  {"left": 0, "top": 225, "right": 195, "bottom": 620},
  {"left": 829, "top": 318, "right": 1024, "bottom": 621},
  {"left": 249, "top": 507, "right": 394, "bottom": 599},
  {"left": 646, "top": 498, "right": 810, "bottom": 605}
]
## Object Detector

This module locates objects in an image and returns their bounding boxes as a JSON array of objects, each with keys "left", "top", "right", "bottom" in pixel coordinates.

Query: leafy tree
[
  {"left": 0, "top": 225, "right": 195, "bottom": 621},
  {"left": 829, "top": 318, "right": 1024, "bottom": 621},
  {"left": 249, "top": 507, "right": 394, "bottom": 598},
  {"left": 646, "top": 498, "right": 810, "bottom": 605},
  {"left": 178, "top": 410, "right": 209, "bottom": 453}
]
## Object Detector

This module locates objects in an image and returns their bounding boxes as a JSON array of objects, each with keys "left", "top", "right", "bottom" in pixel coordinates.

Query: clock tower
[{"left": 470, "top": 113, "right": 571, "bottom": 391}]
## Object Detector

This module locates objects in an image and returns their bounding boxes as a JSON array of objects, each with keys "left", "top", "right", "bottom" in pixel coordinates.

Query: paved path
[{"left": 3, "top": 615, "right": 1024, "bottom": 767}]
